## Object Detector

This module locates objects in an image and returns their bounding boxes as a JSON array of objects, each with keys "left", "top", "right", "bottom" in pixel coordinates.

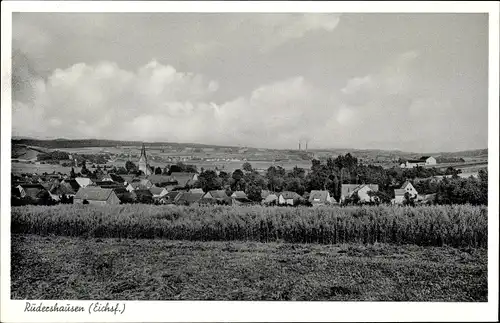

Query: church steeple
[{"left": 138, "top": 143, "right": 151, "bottom": 175}]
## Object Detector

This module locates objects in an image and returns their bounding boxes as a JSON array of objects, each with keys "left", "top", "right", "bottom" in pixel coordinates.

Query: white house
[
  {"left": 392, "top": 181, "right": 419, "bottom": 205},
  {"left": 401, "top": 156, "right": 436, "bottom": 168},
  {"left": 341, "top": 184, "right": 379, "bottom": 203}
]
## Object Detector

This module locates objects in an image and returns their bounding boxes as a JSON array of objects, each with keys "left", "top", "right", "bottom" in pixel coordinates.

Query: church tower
[{"left": 138, "top": 143, "right": 151, "bottom": 176}]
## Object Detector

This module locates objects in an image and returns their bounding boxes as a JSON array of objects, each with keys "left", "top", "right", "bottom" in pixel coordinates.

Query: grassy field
[
  {"left": 12, "top": 204, "right": 488, "bottom": 248},
  {"left": 11, "top": 234, "right": 487, "bottom": 301}
]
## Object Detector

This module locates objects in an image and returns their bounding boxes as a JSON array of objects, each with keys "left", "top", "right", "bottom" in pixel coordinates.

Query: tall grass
[{"left": 11, "top": 205, "right": 487, "bottom": 248}]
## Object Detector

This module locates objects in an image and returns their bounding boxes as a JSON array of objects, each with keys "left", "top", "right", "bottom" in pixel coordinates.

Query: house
[
  {"left": 161, "top": 191, "right": 183, "bottom": 204},
  {"left": 175, "top": 192, "right": 204, "bottom": 206},
  {"left": 75, "top": 177, "right": 93, "bottom": 188},
  {"left": 420, "top": 156, "right": 437, "bottom": 165},
  {"left": 277, "top": 191, "right": 302, "bottom": 206},
  {"left": 170, "top": 172, "right": 199, "bottom": 187},
  {"left": 202, "top": 190, "right": 231, "bottom": 205},
  {"left": 108, "top": 173, "right": 125, "bottom": 183},
  {"left": 231, "top": 191, "right": 247, "bottom": 199},
  {"left": 260, "top": 190, "right": 271, "bottom": 199},
  {"left": 400, "top": 156, "right": 436, "bottom": 168},
  {"left": 147, "top": 174, "right": 176, "bottom": 187},
  {"left": 341, "top": 184, "right": 379, "bottom": 203},
  {"left": 130, "top": 178, "right": 154, "bottom": 190},
  {"left": 392, "top": 181, "right": 419, "bottom": 205},
  {"left": 309, "top": 190, "right": 336, "bottom": 206},
  {"left": 134, "top": 189, "right": 154, "bottom": 204},
  {"left": 262, "top": 193, "right": 278, "bottom": 205},
  {"left": 74, "top": 187, "right": 120, "bottom": 205},
  {"left": 150, "top": 186, "right": 169, "bottom": 199},
  {"left": 15, "top": 184, "right": 51, "bottom": 201},
  {"left": 188, "top": 188, "right": 204, "bottom": 194}
]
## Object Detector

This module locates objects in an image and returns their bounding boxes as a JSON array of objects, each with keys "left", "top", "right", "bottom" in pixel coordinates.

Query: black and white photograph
[{"left": 1, "top": 1, "right": 499, "bottom": 322}]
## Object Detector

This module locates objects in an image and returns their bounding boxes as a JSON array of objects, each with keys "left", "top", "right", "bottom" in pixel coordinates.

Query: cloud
[{"left": 253, "top": 13, "right": 342, "bottom": 52}]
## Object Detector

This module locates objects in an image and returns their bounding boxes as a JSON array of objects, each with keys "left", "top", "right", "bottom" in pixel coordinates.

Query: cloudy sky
[{"left": 12, "top": 13, "right": 488, "bottom": 152}]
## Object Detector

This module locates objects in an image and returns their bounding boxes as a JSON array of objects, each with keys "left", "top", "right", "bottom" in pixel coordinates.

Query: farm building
[
  {"left": 341, "top": 184, "right": 379, "bottom": 203},
  {"left": 175, "top": 192, "right": 204, "bottom": 206},
  {"left": 201, "top": 190, "right": 231, "bottom": 205},
  {"left": 130, "top": 178, "right": 154, "bottom": 190},
  {"left": 150, "top": 186, "right": 169, "bottom": 199},
  {"left": 188, "top": 188, "right": 204, "bottom": 194},
  {"left": 392, "top": 181, "right": 419, "bottom": 205},
  {"left": 309, "top": 190, "right": 336, "bottom": 206},
  {"left": 231, "top": 191, "right": 247, "bottom": 199},
  {"left": 170, "top": 172, "right": 199, "bottom": 187},
  {"left": 15, "top": 184, "right": 50, "bottom": 200},
  {"left": 74, "top": 187, "right": 120, "bottom": 205},
  {"left": 161, "top": 191, "right": 183, "bottom": 204},
  {"left": 147, "top": 174, "right": 176, "bottom": 187},
  {"left": 262, "top": 193, "right": 278, "bottom": 205},
  {"left": 277, "top": 191, "right": 302, "bottom": 206},
  {"left": 400, "top": 156, "right": 437, "bottom": 168}
]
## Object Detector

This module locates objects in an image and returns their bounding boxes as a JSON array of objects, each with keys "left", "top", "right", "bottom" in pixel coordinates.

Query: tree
[
  {"left": 246, "top": 184, "right": 262, "bottom": 202},
  {"left": 125, "top": 161, "right": 137, "bottom": 173},
  {"left": 242, "top": 162, "right": 253, "bottom": 173},
  {"left": 155, "top": 167, "right": 162, "bottom": 175},
  {"left": 70, "top": 167, "right": 76, "bottom": 179},
  {"left": 197, "top": 170, "right": 222, "bottom": 192},
  {"left": 81, "top": 162, "right": 90, "bottom": 176},
  {"left": 403, "top": 192, "right": 416, "bottom": 206}
]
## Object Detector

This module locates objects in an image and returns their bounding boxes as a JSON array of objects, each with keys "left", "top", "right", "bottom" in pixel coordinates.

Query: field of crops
[{"left": 11, "top": 205, "right": 487, "bottom": 248}]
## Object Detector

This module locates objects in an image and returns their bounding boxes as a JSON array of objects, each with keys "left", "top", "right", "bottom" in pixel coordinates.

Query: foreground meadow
[
  {"left": 11, "top": 234, "right": 487, "bottom": 301},
  {"left": 11, "top": 205, "right": 488, "bottom": 301}
]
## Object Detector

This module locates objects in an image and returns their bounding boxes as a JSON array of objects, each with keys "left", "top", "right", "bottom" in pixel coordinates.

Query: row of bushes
[{"left": 12, "top": 204, "right": 487, "bottom": 248}]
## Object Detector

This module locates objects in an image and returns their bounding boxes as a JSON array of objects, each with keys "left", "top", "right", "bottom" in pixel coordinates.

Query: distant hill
[
  {"left": 11, "top": 138, "right": 487, "bottom": 160},
  {"left": 11, "top": 138, "right": 238, "bottom": 150}
]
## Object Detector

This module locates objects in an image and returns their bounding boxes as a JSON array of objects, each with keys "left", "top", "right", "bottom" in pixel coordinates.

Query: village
[{"left": 12, "top": 143, "right": 470, "bottom": 208}]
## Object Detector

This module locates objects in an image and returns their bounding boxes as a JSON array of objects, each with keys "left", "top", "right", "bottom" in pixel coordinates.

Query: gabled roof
[
  {"left": 260, "top": 190, "right": 271, "bottom": 199},
  {"left": 341, "top": 184, "right": 379, "bottom": 197},
  {"left": 309, "top": 190, "right": 330, "bottom": 202},
  {"left": 74, "top": 187, "right": 114, "bottom": 201},
  {"left": 75, "top": 177, "right": 93, "bottom": 187},
  {"left": 165, "top": 191, "right": 182, "bottom": 200},
  {"left": 50, "top": 184, "right": 76, "bottom": 195},
  {"left": 400, "top": 181, "right": 412, "bottom": 189},
  {"left": 147, "top": 174, "right": 175, "bottom": 185},
  {"left": 170, "top": 172, "right": 196, "bottom": 187},
  {"left": 263, "top": 194, "right": 278, "bottom": 203},
  {"left": 205, "top": 190, "right": 228, "bottom": 199},
  {"left": 419, "top": 156, "right": 432, "bottom": 160},
  {"left": 189, "top": 188, "right": 204, "bottom": 194},
  {"left": 231, "top": 191, "right": 247, "bottom": 199},
  {"left": 150, "top": 186, "right": 167, "bottom": 195},
  {"left": 19, "top": 184, "right": 49, "bottom": 199},
  {"left": 108, "top": 173, "right": 125, "bottom": 183}
]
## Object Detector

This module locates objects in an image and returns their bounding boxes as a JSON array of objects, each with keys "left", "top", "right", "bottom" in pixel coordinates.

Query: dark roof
[
  {"left": 170, "top": 172, "right": 196, "bottom": 187},
  {"left": 147, "top": 174, "right": 175, "bottom": 185},
  {"left": 134, "top": 189, "right": 153, "bottom": 197},
  {"left": 164, "top": 191, "right": 182, "bottom": 200},
  {"left": 150, "top": 186, "right": 167, "bottom": 195},
  {"left": 205, "top": 190, "right": 228, "bottom": 199},
  {"left": 419, "top": 156, "right": 431, "bottom": 160},
  {"left": 18, "top": 184, "right": 48, "bottom": 199},
  {"left": 109, "top": 173, "right": 125, "bottom": 183},
  {"left": 74, "top": 187, "right": 114, "bottom": 201},
  {"left": 62, "top": 179, "right": 80, "bottom": 192},
  {"left": 407, "top": 159, "right": 424, "bottom": 163}
]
